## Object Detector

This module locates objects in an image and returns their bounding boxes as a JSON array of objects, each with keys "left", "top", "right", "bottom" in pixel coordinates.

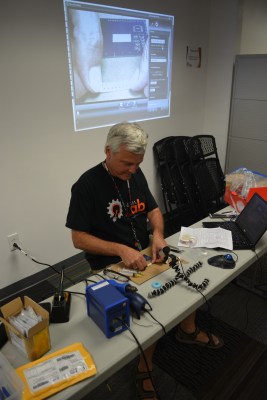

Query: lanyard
[{"left": 102, "top": 161, "right": 142, "bottom": 251}]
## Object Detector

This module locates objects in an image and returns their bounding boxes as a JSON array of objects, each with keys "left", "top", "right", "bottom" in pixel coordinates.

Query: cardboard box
[{"left": 0, "top": 296, "right": 51, "bottom": 361}]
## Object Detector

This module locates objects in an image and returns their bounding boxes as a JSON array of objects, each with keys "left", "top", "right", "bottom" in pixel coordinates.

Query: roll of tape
[{"left": 152, "top": 281, "right": 162, "bottom": 289}]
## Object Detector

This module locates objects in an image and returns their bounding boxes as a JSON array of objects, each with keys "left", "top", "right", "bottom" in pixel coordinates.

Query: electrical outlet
[{"left": 7, "top": 233, "right": 19, "bottom": 251}]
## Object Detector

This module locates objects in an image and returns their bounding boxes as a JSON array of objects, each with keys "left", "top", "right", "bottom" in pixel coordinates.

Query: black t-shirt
[{"left": 66, "top": 162, "right": 158, "bottom": 269}]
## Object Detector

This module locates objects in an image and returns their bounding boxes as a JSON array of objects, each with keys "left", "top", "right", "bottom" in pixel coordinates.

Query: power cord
[
  {"left": 13, "top": 242, "right": 76, "bottom": 286},
  {"left": 67, "top": 290, "right": 86, "bottom": 297},
  {"left": 85, "top": 278, "right": 99, "bottom": 285},
  {"left": 145, "top": 310, "right": 167, "bottom": 335},
  {"left": 121, "top": 320, "right": 162, "bottom": 400}
]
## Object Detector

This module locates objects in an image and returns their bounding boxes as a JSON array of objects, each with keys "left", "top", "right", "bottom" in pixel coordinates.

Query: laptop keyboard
[{"left": 225, "top": 222, "right": 251, "bottom": 246}]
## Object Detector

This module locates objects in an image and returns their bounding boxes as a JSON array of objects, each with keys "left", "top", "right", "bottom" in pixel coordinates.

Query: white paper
[
  {"left": 178, "top": 226, "right": 233, "bottom": 251},
  {"left": 23, "top": 350, "right": 89, "bottom": 392}
]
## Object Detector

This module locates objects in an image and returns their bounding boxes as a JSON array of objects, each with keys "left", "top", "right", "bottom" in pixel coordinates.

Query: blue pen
[{"left": 1, "top": 387, "right": 10, "bottom": 398}]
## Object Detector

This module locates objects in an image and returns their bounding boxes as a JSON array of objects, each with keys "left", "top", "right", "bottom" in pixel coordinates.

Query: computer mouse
[{"left": 208, "top": 254, "right": 236, "bottom": 269}]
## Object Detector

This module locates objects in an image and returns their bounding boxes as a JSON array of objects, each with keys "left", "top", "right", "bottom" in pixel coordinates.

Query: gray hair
[{"left": 105, "top": 122, "right": 148, "bottom": 154}]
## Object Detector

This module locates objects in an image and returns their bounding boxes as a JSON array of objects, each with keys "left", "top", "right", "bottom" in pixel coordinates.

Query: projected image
[
  {"left": 72, "top": 15, "right": 149, "bottom": 99},
  {"left": 63, "top": 1, "right": 174, "bottom": 131}
]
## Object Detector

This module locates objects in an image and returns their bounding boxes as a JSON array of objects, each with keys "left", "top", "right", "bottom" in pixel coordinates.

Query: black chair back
[{"left": 186, "top": 135, "right": 226, "bottom": 216}]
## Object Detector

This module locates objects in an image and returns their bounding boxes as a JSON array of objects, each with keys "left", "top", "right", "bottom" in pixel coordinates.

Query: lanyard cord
[{"left": 102, "top": 161, "right": 142, "bottom": 251}]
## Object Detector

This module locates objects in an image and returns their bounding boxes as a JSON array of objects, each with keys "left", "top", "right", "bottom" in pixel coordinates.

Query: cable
[
  {"left": 67, "top": 290, "right": 86, "bottom": 297},
  {"left": 145, "top": 309, "right": 166, "bottom": 335},
  {"left": 229, "top": 250, "right": 239, "bottom": 263},
  {"left": 131, "top": 315, "right": 153, "bottom": 329},
  {"left": 93, "top": 273, "right": 106, "bottom": 280},
  {"left": 13, "top": 242, "right": 76, "bottom": 286},
  {"left": 121, "top": 320, "right": 162, "bottom": 400},
  {"left": 85, "top": 278, "right": 98, "bottom": 285}
]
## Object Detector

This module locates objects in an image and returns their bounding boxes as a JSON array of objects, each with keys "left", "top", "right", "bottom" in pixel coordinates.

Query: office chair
[
  {"left": 186, "top": 135, "right": 226, "bottom": 216},
  {"left": 153, "top": 136, "right": 176, "bottom": 216},
  {"left": 153, "top": 136, "right": 198, "bottom": 233},
  {"left": 172, "top": 136, "right": 201, "bottom": 220}
]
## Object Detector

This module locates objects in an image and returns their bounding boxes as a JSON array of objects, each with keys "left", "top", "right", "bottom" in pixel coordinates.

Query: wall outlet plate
[{"left": 7, "top": 233, "right": 19, "bottom": 251}]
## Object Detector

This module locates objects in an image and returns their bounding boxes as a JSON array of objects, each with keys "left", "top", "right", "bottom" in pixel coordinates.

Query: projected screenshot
[{"left": 63, "top": 1, "right": 174, "bottom": 131}]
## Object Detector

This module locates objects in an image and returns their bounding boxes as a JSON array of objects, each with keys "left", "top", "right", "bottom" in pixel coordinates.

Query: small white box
[{"left": 0, "top": 351, "right": 24, "bottom": 400}]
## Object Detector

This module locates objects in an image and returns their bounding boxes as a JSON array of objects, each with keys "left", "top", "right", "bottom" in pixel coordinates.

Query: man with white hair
[{"left": 66, "top": 122, "right": 223, "bottom": 400}]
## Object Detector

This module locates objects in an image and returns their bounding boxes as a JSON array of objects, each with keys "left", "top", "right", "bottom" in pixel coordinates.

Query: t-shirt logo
[
  {"left": 107, "top": 198, "right": 146, "bottom": 222},
  {"left": 107, "top": 199, "right": 123, "bottom": 222},
  {"left": 126, "top": 199, "right": 146, "bottom": 218}
]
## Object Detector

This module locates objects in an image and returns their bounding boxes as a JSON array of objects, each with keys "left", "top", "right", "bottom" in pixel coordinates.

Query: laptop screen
[{"left": 237, "top": 193, "right": 267, "bottom": 245}]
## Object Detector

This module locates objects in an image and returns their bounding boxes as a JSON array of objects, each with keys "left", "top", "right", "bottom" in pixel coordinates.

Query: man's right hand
[
  {"left": 71, "top": 230, "right": 149, "bottom": 271},
  {"left": 119, "top": 246, "right": 148, "bottom": 271}
]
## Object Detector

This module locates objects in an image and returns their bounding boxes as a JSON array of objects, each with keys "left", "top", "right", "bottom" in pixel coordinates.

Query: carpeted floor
[
  {"left": 88, "top": 358, "right": 190, "bottom": 400},
  {"left": 153, "top": 311, "right": 245, "bottom": 394},
  {"left": 88, "top": 307, "right": 267, "bottom": 400},
  {"left": 153, "top": 310, "right": 267, "bottom": 400}
]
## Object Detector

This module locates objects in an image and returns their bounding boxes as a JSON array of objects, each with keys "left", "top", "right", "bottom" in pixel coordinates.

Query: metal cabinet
[{"left": 225, "top": 54, "right": 267, "bottom": 175}]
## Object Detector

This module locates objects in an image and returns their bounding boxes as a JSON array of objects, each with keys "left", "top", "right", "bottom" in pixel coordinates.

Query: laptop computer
[{"left": 202, "top": 193, "right": 267, "bottom": 250}]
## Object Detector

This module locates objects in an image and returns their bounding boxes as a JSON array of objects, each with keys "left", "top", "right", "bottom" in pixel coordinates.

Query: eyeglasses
[{"left": 103, "top": 268, "right": 130, "bottom": 282}]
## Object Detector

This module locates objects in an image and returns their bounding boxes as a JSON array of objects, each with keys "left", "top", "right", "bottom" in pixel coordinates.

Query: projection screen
[{"left": 63, "top": 0, "right": 174, "bottom": 131}]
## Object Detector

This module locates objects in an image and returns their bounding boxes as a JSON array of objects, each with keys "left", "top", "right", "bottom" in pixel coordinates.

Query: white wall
[
  {"left": 203, "top": 0, "right": 242, "bottom": 165},
  {"left": 0, "top": 0, "right": 262, "bottom": 289},
  {"left": 240, "top": 0, "right": 267, "bottom": 54}
]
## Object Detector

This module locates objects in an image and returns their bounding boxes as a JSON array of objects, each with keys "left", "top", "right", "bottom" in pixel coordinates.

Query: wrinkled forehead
[{"left": 107, "top": 145, "right": 144, "bottom": 163}]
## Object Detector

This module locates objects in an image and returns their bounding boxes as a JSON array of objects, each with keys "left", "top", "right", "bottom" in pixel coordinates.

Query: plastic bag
[{"left": 225, "top": 168, "right": 267, "bottom": 200}]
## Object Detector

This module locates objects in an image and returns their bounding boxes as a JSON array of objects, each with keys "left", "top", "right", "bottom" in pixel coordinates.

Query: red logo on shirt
[{"left": 107, "top": 198, "right": 146, "bottom": 222}]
